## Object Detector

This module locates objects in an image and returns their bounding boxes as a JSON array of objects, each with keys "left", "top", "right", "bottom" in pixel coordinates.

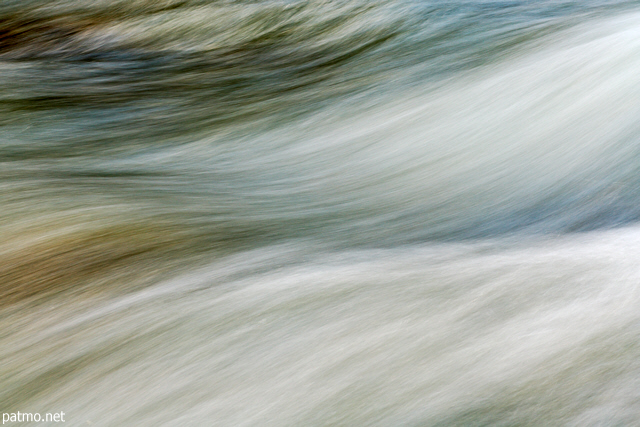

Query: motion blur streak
[{"left": 2, "top": 0, "right": 640, "bottom": 425}]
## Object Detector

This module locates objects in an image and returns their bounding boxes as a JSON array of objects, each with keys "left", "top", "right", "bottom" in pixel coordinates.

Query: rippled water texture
[{"left": 2, "top": 1, "right": 640, "bottom": 425}]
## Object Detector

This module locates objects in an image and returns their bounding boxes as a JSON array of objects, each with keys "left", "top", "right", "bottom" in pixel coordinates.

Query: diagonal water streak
[{"left": 2, "top": 228, "right": 640, "bottom": 425}]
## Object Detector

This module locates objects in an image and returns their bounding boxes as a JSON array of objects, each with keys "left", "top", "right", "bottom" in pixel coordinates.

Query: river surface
[{"left": 2, "top": 1, "right": 640, "bottom": 425}]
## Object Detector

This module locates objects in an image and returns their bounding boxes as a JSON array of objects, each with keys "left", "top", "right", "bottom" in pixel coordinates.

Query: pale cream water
[{"left": 3, "top": 229, "right": 640, "bottom": 425}]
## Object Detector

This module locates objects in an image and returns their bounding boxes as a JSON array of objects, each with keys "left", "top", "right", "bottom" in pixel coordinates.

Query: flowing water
[{"left": 2, "top": 0, "right": 640, "bottom": 425}]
